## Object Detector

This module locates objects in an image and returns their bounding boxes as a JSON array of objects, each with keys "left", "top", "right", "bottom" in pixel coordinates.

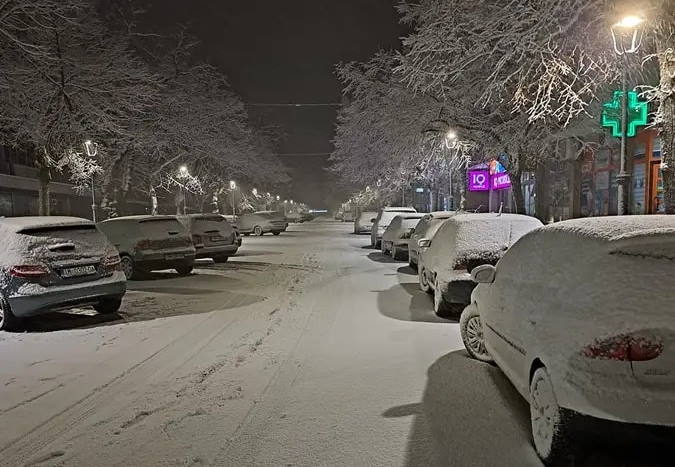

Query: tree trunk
[
  {"left": 511, "top": 168, "right": 526, "bottom": 214},
  {"left": 657, "top": 36, "right": 674, "bottom": 213},
  {"left": 37, "top": 165, "right": 51, "bottom": 216}
]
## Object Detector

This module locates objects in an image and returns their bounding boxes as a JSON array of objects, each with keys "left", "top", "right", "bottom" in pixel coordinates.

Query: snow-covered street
[{"left": 0, "top": 220, "right": 670, "bottom": 467}]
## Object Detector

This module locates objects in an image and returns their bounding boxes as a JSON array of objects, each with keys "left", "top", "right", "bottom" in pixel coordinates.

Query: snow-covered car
[
  {"left": 354, "top": 211, "right": 377, "bottom": 234},
  {"left": 0, "top": 216, "right": 127, "bottom": 331},
  {"left": 342, "top": 210, "right": 355, "bottom": 222},
  {"left": 459, "top": 216, "right": 675, "bottom": 464},
  {"left": 178, "top": 214, "right": 239, "bottom": 263},
  {"left": 238, "top": 211, "right": 288, "bottom": 236},
  {"left": 418, "top": 213, "right": 542, "bottom": 317},
  {"left": 371, "top": 207, "right": 417, "bottom": 248},
  {"left": 408, "top": 211, "right": 455, "bottom": 270},
  {"left": 98, "top": 215, "right": 196, "bottom": 280},
  {"left": 381, "top": 213, "right": 425, "bottom": 260}
]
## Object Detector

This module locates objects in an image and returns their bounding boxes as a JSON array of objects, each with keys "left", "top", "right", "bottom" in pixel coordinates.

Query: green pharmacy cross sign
[{"left": 601, "top": 90, "right": 648, "bottom": 138}]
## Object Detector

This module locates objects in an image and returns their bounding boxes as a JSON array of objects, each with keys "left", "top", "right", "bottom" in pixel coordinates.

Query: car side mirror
[
  {"left": 471, "top": 264, "right": 496, "bottom": 284},
  {"left": 370, "top": 218, "right": 376, "bottom": 223},
  {"left": 417, "top": 238, "right": 431, "bottom": 248}
]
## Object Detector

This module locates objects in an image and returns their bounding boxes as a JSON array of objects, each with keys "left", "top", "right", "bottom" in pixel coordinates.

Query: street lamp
[
  {"left": 83, "top": 140, "right": 98, "bottom": 222},
  {"left": 252, "top": 188, "right": 258, "bottom": 197},
  {"left": 178, "top": 165, "right": 189, "bottom": 214},
  {"left": 229, "top": 180, "right": 237, "bottom": 217},
  {"left": 610, "top": 14, "right": 644, "bottom": 215},
  {"left": 445, "top": 129, "right": 458, "bottom": 149}
]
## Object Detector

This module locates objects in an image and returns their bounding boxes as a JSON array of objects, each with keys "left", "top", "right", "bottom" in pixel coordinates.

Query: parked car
[
  {"left": 342, "top": 210, "right": 355, "bottom": 222},
  {"left": 408, "top": 211, "right": 455, "bottom": 270},
  {"left": 98, "top": 215, "right": 196, "bottom": 280},
  {"left": 459, "top": 216, "right": 675, "bottom": 464},
  {"left": 371, "top": 207, "right": 417, "bottom": 248},
  {"left": 354, "top": 211, "right": 377, "bottom": 234},
  {"left": 238, "top": 211, "right": 288, "bottom": 236},
  {"left": 0, "top": 216, "right": 127, "bottom": 330},
  {"left": 178, "top": 214, "right": 239, "bottom": 263},
  {"left": 417, "top": 213, "right": 542, "bottom": 317},
  {"left": 381, "top": 213, "right": 425, "bottom": 260}
]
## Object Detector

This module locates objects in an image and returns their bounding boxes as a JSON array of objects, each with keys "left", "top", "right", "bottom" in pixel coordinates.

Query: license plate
[
  {"left": 165, "top": 253, "right": 184, "bottom": 260},
  {"left": 61, "top": 265, "right": 96, "bottom": 278}
]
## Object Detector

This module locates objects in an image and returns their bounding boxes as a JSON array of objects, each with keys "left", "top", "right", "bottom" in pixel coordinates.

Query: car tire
[
  {"left": 120, "top": 255, "right": 136, "bottom": 280},
  {"left": 253, "top": 226, "right": 264, "bottom": 236},
  {"left": 94, "top": 297, "right": 122, "bottom": 314},
  {"left": 0, "top": 296, "right": 20, "bottom": 332},
  {"left": 418, "top": 266, "right": 432, "bottom": 294},
  {"left": 530, "top": 367, "right": 575, "bottom": 465},
  {"left": 175, "top": 264, "right": 193, "bottom": 276},
  {"left": 460, "top": 305, "right": 493, "bottom": 362},
  {"left": 214, "top": 255, "right": 229, "bottom": 263},
  {"left": 392, "top": 246, "right": 405, "bottom": 261},
  {"left": 272, "top": 231, "right": 281, "bottom": 236}
]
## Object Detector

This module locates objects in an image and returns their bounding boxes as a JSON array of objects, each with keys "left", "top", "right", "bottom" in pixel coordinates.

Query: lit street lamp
[
  {"left": 230, "top": 180, "right": 237, "bottom": 217},
  {"left": 178, "top": 165, "right": 189, "bottom": 214},
  {"left": 610, "top": 14, "right": 644, "bottom": 215},
  {"left": 84, "top": 140, "right": 98, "bottom": 221}
]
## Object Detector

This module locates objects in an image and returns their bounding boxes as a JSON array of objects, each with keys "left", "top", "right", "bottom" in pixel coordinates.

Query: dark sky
[{"left": 142, "top": 0, "right": 407, "bottom": 208}]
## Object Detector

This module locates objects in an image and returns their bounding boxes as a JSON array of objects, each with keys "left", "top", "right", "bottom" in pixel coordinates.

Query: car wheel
[
  {"left": 530, "top": 367, "right": 574, "bottom": 465},
  {"left": 214, "top": 255, "right": 229, "bottom": 263},
  {"left": 94, "top": 297, "right": 122, "bottom": 314},
  {"left": 253, "top": 226, "right": 264, "bottom": 236},
  {"left": 392, "top": 246, "right": 405, "bottom": 261},
  {"left": 418, "top": 266, "right": 432, "bottom": 294},
  {"left": 175, "top": 264, "right": 193, "bottom": 276},
  {"left": 120, "top": 255, "right": 136, "bottom": 280},
  {"left": 460, "top": 305, "right": 493, "bottom": 362},
  {"left": 0, "top": 296, "right": 20, "bottom": 332},
  {"left": 272, "top": 231, "right": 281, "bottom": 236}
]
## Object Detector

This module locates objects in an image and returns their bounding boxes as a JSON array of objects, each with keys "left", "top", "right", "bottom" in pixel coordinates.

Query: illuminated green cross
[{"left": 601, "top": 90, "right": 648, "bottom": 138}]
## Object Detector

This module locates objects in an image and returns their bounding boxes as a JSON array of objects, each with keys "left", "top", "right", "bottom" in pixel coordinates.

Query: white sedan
[{"left": 460, "top": 216, "right": 675, "bottom": 464}]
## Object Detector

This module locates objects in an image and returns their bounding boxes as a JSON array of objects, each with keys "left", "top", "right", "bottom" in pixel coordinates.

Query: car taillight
[
  {"left": 102, "top": 254, "right": 122, "bottom": 271},
  {"left": 136, "top": 239, "right": 152, "bottom": 249},
  {"left": 583, "top": 334, "right": 663, "bottom": 362},
  {"left": 10, "top": 265, "right": 49, "bottom": 278},
  {"left": 453, "top": 261, "right": 467, "bottom": 271}
]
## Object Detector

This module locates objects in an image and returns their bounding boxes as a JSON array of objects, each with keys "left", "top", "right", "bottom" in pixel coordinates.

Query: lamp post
[
  {"left": 611, "top": 15, "right": 644, "bottom": 215},
  {"left": 84, "top": 140, "right": 98, "bottom": 221},
  {"left": 179, "top": 165, "right": 189, "bottom": 214},
  {"left": 229, "top": 180, "right": 237, "bottom": 217},
  {"left": 445, "top": 130, "right": 458, "bottom": 210}
]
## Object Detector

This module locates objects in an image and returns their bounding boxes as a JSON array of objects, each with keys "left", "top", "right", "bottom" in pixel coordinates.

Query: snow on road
[{"left": 0, "top": 220, "right": 670, "bottom": 466}]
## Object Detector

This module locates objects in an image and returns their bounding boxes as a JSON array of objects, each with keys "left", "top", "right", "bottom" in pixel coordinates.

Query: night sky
[{"left": 141, "top": 0, "right": 407, "bottom": 208}]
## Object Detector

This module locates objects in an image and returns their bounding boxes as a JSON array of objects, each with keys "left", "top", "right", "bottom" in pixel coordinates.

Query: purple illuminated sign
[
  {"left": 491, "top": 172, "right": 512, "bottom": 190},
  {"left": 468, "top": 170, "right": 490, "bottom": 191}
]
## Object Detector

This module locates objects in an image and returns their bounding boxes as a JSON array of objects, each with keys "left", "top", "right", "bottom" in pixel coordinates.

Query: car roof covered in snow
[
  {"left": 540, "top": 215, "right": 675, "bottom": 242},
  {"left": 450, "top": 213, "right": 540, "bottom": 225},
  {"left": 0, "top": 216, "right": 94, "bottom": 233},
  {"left": 395, "top": 213, "right": 425, "bottom": 220},
  {"left": 100, "top": 215, "right": 178, "bottom": 224}
]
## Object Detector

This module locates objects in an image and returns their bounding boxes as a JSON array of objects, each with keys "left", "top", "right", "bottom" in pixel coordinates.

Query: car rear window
[
  {"left": 19, "top": 224, "right": 98, "bottom": 237},
  {"left": 193, "top": 217, "right": 229, "bottom": 233},
  {"left": 139, "top": 219, "right": 185, "bottom": 238}
]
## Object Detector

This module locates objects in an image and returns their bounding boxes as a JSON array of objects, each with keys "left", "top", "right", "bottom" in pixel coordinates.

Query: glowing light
[
  {"left": 229, "top": 180, "right": 236, "bottom": 190},
  {"left": 179, "top": 165, "right": 189, "bottom": 175},
  {"left": 616, "top": 16, "right": 643, "bottom": 28}
]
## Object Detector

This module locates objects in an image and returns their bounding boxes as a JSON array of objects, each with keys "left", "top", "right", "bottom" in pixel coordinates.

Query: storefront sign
[
  {"left": 491, "top": 172, "right": 512, "bottom": 190},
  {"left": 468, "top": 170, "right": 490, "bottom": 191}
]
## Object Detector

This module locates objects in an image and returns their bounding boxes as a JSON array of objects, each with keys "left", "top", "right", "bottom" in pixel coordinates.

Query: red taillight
[
  {"left": 453, "top": 261, "right": 467, "bottom": 271},
  {"left": 102, "top": 254, "right": 122, "bottom": 271},
  {"left": 583, "top": 334, "right": 663, "bottom": 362},
  {"left": 136, "top": 239, "right": 152, "bottom": 250},
  {"left": 10, "top": 265, "right": 49, "bottom": 278}
]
